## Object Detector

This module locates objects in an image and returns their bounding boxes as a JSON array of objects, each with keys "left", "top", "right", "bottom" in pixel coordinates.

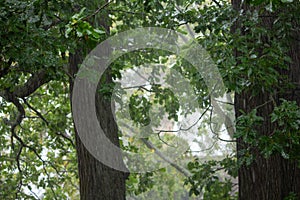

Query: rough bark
[
  {"left": 69, "top": 49, "right": 128, "bottom": 200},
  {"left": 68, "top": 1, "right": 129, "bottom": 198},
  {"left": 232, "top": 1, "right": 300, "bottom": 199}
]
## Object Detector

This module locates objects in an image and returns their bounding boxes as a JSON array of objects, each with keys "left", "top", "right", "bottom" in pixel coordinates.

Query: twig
[
  {"left": 83, "top": 1, "right": 112, "bottom": 21},
  {"left": 212, "top": 0, "right": 222, "bottom": 8},
  {"left": 119, "top": 122, "right": 191, "bottom": 177},
  {"left": 22, "top": 97, "right": 75, "bottom": 147},
  {"left": 157, "top": 132, "right": 177, "bottom": 148},
  {"left": 155, "top": 106, "right": 211, "bottom": 134},
  {"left": 23, "top": 98, "right": 49, "bottom": 125}
]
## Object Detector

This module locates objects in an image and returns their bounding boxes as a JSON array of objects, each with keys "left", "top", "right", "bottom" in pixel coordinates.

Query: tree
[
  {"left": 176, "top": 0, "right": 300, "bottom": 198},
  {"left": 0, "top": 0, "right": 129, "bottom": 198},
  {"left": 68, "top": 1, "right": 129, "bottom": 199},
  {"left": 1, "top": 0, "right": 210, "bottom": 199},
  {"left": 2, "top": 0, "right": 299, "bottom": 199},
  {"left": 231, "top": 0, "right": 300, "bottom": 199}
]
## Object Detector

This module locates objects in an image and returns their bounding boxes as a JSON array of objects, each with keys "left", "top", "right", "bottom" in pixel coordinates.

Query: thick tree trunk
[
  {"left": 69, "top": 50, "right": 128, "bottom": 200},
  {"left": 68, "top": 1, "right": 129, "bottom": 197},
  {"left": 232, "top": 1, "right": 300, "bottom": 199}
]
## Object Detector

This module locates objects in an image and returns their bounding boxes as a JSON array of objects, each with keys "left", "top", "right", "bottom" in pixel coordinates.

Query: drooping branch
[
  {"left": 140, "top": 138, "right": 191, "bottom": 177},
  {"left": 154, "top": 105, "right": 211, "bottom": 134},
  {"left": 119, "top": 122, "right": 191, "bottom": 177},
  {"left": 22, "top": 97, "right": 75, "bottom": 147}
]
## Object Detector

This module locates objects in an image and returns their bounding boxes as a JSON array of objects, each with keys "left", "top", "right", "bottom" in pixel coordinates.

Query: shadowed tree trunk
[
  {"left": 68, "top": 1, "right": 129, "bottom": 199},
  {"left": 69, "top": 49, "right": 128, "bottom": 200},
  {"left": 232, "top": 1, "right": 300, "bottom": 199}
]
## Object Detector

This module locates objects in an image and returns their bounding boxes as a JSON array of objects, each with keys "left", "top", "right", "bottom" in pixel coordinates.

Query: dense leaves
[{"left": 1, "top": 0, "right": 300, "bottom": 199}]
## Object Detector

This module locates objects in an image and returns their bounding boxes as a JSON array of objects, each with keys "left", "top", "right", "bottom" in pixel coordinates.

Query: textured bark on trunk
[
  {"left": 69, "top": 50, "right": 128, "bottom": 200},
  {"left": 232, "top": 1, "right": 300, "bottom": 199},
  {"left": 68, "top": 1, "right": 129, "bottom": 197}
]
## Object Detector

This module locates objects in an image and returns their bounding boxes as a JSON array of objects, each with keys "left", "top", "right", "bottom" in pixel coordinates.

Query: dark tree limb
[{"left": 13, "top": 69, "right": 51, "bottom": 98}]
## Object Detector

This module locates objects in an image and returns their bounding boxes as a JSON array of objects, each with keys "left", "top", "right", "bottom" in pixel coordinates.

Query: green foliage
[
  {"left": 284, "top": 192, "right": 299, "bottom": 200},
  {"left": 126, "top": 172, "right": 155, "bottom": 195},
  {"left": 267, "top": 100, "right": 300, "bottom": 160},
  {"left": 234, "top": 100, "right": 300, "bottom": 164},
  {"left": 129, "top": 93, "right": 152, "bottom": 126},
  {"left": 1, "top": 0, "right": 299, "bottom": 198},
  {"left": 65, "top": 7, "right": 107, "bottom": 44},
  {"left": 235, "top": 109, "right": 264, "bottom": 146},
  {"left": 185, "top": 156, "right": 238, "bottom": 198},
  {"left": 152, "top": 84, "right": 180, "bottom": 121}
]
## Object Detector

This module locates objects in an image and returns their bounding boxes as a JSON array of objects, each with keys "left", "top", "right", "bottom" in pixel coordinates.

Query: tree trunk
[
  {"left": 69, "top": 50, "right": 128, "bottom": 199},
  {"left": 232, "top": 1, "right": 300, "bottom": 199},
  {"left": 68, "top": 1, "right": 129, "bottom": 198}
]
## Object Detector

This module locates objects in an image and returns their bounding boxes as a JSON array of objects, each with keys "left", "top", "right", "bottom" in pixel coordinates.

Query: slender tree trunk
[{"left": 232, "top": 1, "right": 300, "bottom": 199}]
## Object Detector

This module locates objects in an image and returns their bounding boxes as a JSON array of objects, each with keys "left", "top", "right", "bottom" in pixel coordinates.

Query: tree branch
[
  {"left": 83, "top": 1, "right": 112, "bottom": 21},
  {"left": 23, "top": 97, "right": 75, "bottom": 147},
  {"left": 23, "top": 98, "right": 49, "bottom": 125},
  {"left": 13, "top": 69, "right": 51, "bottom": 98},
  {"left": 119, "top": 122, "right": 191, "bottom": 177},
  {"left": 0, "top": 90, "right": 26, "bottom": 149},
  {"left": 154, "top": 106, "right": 211, "bottom": 134},
  {"left": 140, "top": 138, "right": 191, "bottom": 177}
]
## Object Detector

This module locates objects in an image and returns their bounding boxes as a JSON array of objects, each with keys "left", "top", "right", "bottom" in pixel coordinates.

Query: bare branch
[
  {"left": 141, "top": 138, "right": 191, "bottom": 177},
  {"left": 155, "top": 106, "right": 211, "bottom": 134},
  {"left": 157, "top": 133, "right": 177, "bottom": 148},
  {"left": 16, "top": 146, "right": 23, "bottom": 173},
  {"left": 22, "top": 98, "right": 49, "bottom": 125}
]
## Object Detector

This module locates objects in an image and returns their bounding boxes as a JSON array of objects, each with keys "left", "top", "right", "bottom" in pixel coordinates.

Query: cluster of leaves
[
  {"left": 65, "top": 8, "right": 107, "bottom": 45},
  {"left": 128, "top": 83, "right": 180, "bottom": 127},
  {"left": 235, "top": 99, "right": 300, "bottom": 165},
  {"left": 184, "top": 156, "right": 238, "bottom": 199},
  {"left": 126, "top": 171, "right": 155, "bottom": 196},
  {"left": 151, "top": 84, "right": 180, "bottom": 121},
  {"left": 129, "top": 93, "right": 152, "bottom": 126}
]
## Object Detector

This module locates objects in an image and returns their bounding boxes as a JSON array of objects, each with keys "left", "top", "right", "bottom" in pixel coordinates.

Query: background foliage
[{"left": 1, "top": 0, "right": 299, "bottom": 199}]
